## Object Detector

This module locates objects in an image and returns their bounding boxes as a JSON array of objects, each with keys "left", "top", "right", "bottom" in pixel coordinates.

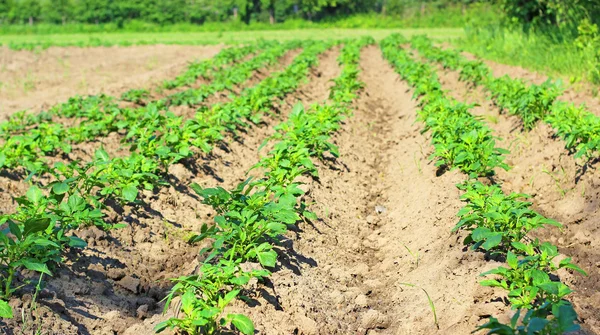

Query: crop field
[{"left": 0, "top": 33, "right": 599, "bottom": 335}]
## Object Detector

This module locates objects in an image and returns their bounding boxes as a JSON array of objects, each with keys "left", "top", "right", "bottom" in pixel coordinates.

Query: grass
[
  {"left": 0, "top": 28, "right": 464, "bottom": 50},
  {"left": 455, "top": 24, "right": 598, "bottom": 86}
]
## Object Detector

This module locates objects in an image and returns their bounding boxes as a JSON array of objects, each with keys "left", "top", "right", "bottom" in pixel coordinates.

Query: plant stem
[{"left": 4, "top": 267, "right": 15, "bottom": 299}]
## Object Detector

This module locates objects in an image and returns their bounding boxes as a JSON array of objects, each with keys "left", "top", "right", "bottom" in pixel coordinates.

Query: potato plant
[
  {"left": 454, "top": 180, "right": 561, "bottom": 252},
  {"left": 157, "top": 37, "right": 373, "bottom": 335},
  {"left": 411, "top": 34, "right": 600, "bottom": 161},
  {"left": 0, "top": 44, "right": 275, "bottom": 319},
  {"left": 381, "top": 34, "right": 509, "bottom": 178},
  {"left": 546, "top": 101, "right": 600, "bottom": 160},
  {"left": 162, "top": 44, "right": 257, "bottom": 89},
  {"left": 167, "top": 40, "right": 298, "bottom": 107},
  {"left": 381, "top": 33, "right": 585, "bottom": 334}
]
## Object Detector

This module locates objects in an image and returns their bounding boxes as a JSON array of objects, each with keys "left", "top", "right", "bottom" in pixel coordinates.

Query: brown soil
[
  {"left": 0, "top": 45, "right": 222, "bottom": 118},
  {"left": 432, "top": 55, "right": 600, "bottom": 335},
  {"left": 225, "top": 45, "right": 511, "bottom": 335}
]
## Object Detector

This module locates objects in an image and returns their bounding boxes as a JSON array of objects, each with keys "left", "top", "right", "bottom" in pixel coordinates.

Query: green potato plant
[
  {"left": 121, "top": 88, "right": 151, "bottom": 105},
  {"left": 158, "top": 37, "right": 373, "bottom": 334},
  {"left": 381, "top": 33, "right": 586, "bottom": 334},
  {"left": 411, "top": 34, "right": 600, "bottom": 160},
  {"left": 454, "top": 181, "right": 561, "bottom": 252}
]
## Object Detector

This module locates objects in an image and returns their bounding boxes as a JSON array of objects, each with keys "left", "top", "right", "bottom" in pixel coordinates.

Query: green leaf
[
  {"left": 122, "top": 184, "right": 139, "bottom": 202},
  {"left": 154, "top": 321, "right": 169, "bottom": 333},
  {"left": 68, "top": 236, "right": 87, "bottom": 249},
  {"left": 22, "top": 260, "right": 52, "bottom": 276},
  {"left": 8, "top": 220, "right": 22, "bottom": 240},
  {"left": 511, "top": 241, "right": 533, "bottom": 255},
  {"left": 506, "top": 252, "right": 518, "bottom": 269},
  {"left": 480, "top": 279, "right": 504, "bottom": 288},
  {"left": 557, "top": 305, "right": 580, "bottom": 331},
  {"left": 26, "top": 186, "right": 43, "bottom": 204},
  {"left": 559, "top": 258, "right": 587, "bottom": 276},
  {"left": 23, "top": 218, "right": 51, "bottom": 236},
  {"left": 52, "top": 182, "right": 69, "bottom": 195},
  {"left": 221, "top": 289, "right": 240, "bottom": 307},
  {"left": 303, "top": 210, "right": 318, "bottom": 221},
  {"left": 95, "top": 148, "right": 110, "bottom": 161},
  {"left": 292, "top": 102, "right": 304, "bottom": 115},
  {"left": 481, "top": 233, "right": 502, "bottom": 250},
  {"left": 0, "top": 300, "right": 13, "bottom": 319},
  {"left": 256, "top": 248, "right": 277, "bottom": 268},
  {"left": 189, "top": 182, "right": 203, "bottom": 196},
  {"left": 111, "top": 223, "right": 129, "bottom": 230},
  {"left": 31, "top": 237, "right": 60, "bottom": 248},
  {"left": 230, "top": 275, "right": 250, "bottom": 286},
  {"left": 229, "top": 314, "right": 255, "bottom": 335},
  {"left": 528, "top": 318, "right": 549, "bottom": 332}
]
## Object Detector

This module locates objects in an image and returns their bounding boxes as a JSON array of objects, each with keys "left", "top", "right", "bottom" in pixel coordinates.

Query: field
[{"left": 0, "top": 31, "right": 599, "bottom": 335}]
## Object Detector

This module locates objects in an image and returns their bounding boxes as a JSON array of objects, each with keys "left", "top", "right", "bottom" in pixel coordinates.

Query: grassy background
[
  {"left": 457, "top": 24, "right": 599, "bottom": 86},
  {"left": 0, "top": 28, "right": 464, "bottom": 49}
]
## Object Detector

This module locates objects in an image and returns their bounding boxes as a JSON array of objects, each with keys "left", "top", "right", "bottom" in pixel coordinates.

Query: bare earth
[{"left": 0, "top": 45, "right": 222, "bottom": 118}]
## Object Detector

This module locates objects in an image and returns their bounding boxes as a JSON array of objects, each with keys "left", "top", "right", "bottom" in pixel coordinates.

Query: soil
[
  {"left": 0, "top": 45, "right": 223, "bottom": 118},
  {"left": 427, "top": 49, "right": 600, "bottom": 335},
  {"left": 230, "top": 45, "right": 512, "bottom": 335},
  {"left": 1, "top": 42, "right": 599, "bottom": 335}
]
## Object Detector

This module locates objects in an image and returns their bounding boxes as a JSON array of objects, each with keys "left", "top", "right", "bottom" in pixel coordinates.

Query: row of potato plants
[
  {"left": 155, "top": 36, "right": 374, "bottom": 335},
  {"left": 0, "top": 40, "right": 329, "bottom": 319},
  {"left": 410, "top": 35, "right": 600, "bottom": 162},
  {"left": 0, "top": 42, "right": 257, "bottom": 139},
  {"left": 0, "top": 42, "right": 300, "bottom": 173},
  {"left": 381, "top": 33, "right": 586, "bottom": 334},
  {"left": 0, "top": 42, "right": 288, "bottom": 170},
  {"left": 0, "top": 43, "right": 256, "bottom": 171},
  {"left": 165, "top": 40, "right": 298, "bottom": 107}
]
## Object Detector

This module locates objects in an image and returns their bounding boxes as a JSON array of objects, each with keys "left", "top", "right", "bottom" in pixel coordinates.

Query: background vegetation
[{"left": 0, "top": 0, "right": 598, "bottom": 86}]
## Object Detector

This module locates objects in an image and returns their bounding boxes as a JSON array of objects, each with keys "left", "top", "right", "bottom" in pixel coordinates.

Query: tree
[
  {"left": 0, "top": 0, "right": 11, "bottom": 24},
  {"left": 9, "top": 0, "right": 41, "bottom": 24},
  {"left": 41, "top": 0, "right": 73, "bottom": 24}
]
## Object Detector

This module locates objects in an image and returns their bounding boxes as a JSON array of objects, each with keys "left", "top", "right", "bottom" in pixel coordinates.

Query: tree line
[{"left": 0, "top": 0, "right": 597, "bottom": 27}]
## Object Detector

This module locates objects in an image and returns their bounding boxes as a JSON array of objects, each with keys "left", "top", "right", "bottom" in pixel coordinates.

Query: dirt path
[
  {"left": 0, "top": 45, "right": 222, "bottom": 118},
  {"left": 433, "top": 60, "right": 600, "bottom": 335},
  {"left": 229, "top": 45, "right": 510, "bottom": 335}
]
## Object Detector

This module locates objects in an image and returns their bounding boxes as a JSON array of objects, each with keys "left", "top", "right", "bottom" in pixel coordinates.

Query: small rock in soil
[
  {"left": 375, "top": 205, "right": 386, "bottom": 214},
  {"left": 118, "top": 275, "right": 141, "bottom": 293},
  {"left": 296, "top": 315, "right": 318, "bottom": 335},
  {"left": 355, "top": 294, "right": 369, "bottom": 307},
  {"left": 107, "top": 267, "right": 126, "bottom": 280},
  {"left": 136, "top": 304, "right": 149, "bottom": 319},
  {"left": 90, "top": 282, "right": 108, "bottom": 295},
  {"left": 38, "top": 288, "right": 55, "bottom": 300},
  {"left": 78, "top": 228, "right": 97, "bottom": 241},
  {"left": 350, "top": 263, "right": 369, "bottom": 276},
  {"left": 361, "top": 309, "right": 390, "bottom": 329}
]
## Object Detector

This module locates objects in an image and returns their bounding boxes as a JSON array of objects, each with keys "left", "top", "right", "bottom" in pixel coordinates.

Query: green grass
[
  {"left": 455, "top": 25, "right": 598, "bottom": 86},
  {"left": 0, "top": 28, "right": 464, "bottom": 50}
]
